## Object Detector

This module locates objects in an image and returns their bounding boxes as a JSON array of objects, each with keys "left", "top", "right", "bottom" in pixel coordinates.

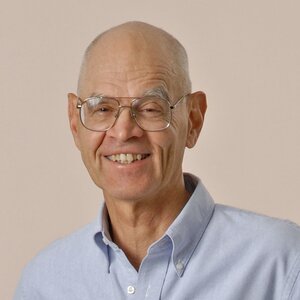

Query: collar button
[{"left": 176, "top": 260, "right": 184, "bottom": 271}]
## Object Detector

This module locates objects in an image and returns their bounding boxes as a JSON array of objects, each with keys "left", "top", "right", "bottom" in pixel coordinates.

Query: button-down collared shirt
[{"left": 14, "top": 174, "right": 300, "bottom": 299}]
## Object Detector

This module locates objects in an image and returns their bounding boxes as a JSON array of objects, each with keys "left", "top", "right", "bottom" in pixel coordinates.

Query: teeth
[
  {"left": 127, "top": 154, "right": 133, "bottom": 163},
  {"left": 107, "top": 153, "right": 148, "bottom": 164},
  {"left": 120, "top": 153, "right": 126, "bottom": 163}
]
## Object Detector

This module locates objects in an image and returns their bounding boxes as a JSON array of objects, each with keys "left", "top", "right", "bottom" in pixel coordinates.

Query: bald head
[{"left": 77, "top": 21, "right": 191, "bottom": 98}]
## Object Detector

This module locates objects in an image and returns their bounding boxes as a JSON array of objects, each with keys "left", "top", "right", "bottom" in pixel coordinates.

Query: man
[{"left": 15, "top": 21, "right": 300, "bottom": 299}]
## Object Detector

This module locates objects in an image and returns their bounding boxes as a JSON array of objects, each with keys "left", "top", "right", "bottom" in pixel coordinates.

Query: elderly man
[{"left": 15, "top": 22, "right": 300, "bottom": 299}]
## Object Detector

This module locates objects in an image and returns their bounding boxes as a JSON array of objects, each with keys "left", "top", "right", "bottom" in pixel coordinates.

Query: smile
[{"left": 106, "top": 153, "right": 150, "bottom": 164}]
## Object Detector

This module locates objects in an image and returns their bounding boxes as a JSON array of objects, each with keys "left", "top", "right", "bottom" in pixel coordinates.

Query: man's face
[{"left": 69, "top": 31, "right": 204, "bottom": 204}]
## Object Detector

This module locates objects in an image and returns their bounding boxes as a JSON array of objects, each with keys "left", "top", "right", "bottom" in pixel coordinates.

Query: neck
[{"left": 104, "top": 179, "right": 189, "bottom": 270}]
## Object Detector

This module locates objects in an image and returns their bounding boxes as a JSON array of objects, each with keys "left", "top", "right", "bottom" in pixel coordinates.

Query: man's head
[
  {"left": 68, "top": 21, "right": 206, "bottom": 204},
  {"left": 77, "top": 21, "right": 191, "bottom": 98}
]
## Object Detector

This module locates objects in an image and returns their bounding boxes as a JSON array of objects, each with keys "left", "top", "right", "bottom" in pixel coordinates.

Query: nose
[{"left": 106, "top": 106, "right": 144, "bottom": 141}]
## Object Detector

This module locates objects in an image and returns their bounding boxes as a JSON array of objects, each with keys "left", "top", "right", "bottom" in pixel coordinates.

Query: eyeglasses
[{"left": 76, "top": 94, "right": 188, "bottom": 132}]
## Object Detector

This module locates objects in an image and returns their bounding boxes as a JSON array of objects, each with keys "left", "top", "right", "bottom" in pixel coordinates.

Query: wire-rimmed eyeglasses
[{"left": 76, "top": 94, "right": 188, "bottom": 132}]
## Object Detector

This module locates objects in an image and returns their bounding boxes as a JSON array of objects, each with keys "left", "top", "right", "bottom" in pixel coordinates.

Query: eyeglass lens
[{"left": 80, "top": 96, "right": 171, "bottom": 132}]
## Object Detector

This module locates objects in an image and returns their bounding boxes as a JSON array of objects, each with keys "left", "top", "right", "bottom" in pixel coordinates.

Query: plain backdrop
[{"left": 1, "top": 0, "right": 299, "bottom": 298}]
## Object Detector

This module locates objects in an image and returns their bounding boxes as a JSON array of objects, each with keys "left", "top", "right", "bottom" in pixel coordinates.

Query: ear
[
  {"left": 185, "top": 91, "right": 207, "bottom": 148},
  {"left": 68, "top": 93, "right": 81, "bottom": 150}
]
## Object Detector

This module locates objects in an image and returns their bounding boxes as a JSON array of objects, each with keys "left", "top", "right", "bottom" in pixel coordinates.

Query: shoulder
[
  {"left": 211, "top": 203, "right": 300, "bottom": 253},
  {"left": 14, "top": 220, "right": 109, "bottom": 299},
  {"left": 32, "top": 220, "right": 98, "bottom": 263},
  {"left": 204, "top": 204, "right": 300, "bottom": 298},
  {"left": 17, "top": 221, "right": 102, "bottom": 288}
]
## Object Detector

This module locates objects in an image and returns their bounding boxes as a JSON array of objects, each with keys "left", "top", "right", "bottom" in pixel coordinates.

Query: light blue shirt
[{"left": 14, "top": 174, "right": 300, "bottom": 299}]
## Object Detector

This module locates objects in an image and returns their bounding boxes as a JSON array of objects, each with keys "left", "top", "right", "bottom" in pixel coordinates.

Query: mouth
[{"left": 105, "top": 153, "right": 150, "bottom": 165}]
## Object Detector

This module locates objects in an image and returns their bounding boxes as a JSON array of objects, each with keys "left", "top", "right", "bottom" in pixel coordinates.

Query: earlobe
[
  {"left": 68, "top": 93, "right": 81, "bottom": 149},
  {"left": 186, "top": 91, "right": 207, "bottom": 148}
]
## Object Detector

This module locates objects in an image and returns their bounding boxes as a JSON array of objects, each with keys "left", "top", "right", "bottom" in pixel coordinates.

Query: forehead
[{"left": 80, "top": 31, "right": 179, "bottom": 97}]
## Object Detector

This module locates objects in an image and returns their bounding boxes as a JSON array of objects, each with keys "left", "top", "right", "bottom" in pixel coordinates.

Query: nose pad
[{"left": 130, "top": 110, "right": 136, "bottom": 120}]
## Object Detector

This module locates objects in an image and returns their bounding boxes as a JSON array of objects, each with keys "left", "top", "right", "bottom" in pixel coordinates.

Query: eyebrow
[
  {"left": 143, "top": 86, "right": 170, "bottom": 101},
  {"left": 87, "top": 86, "right": 170, "bottom": 100},
  {"left": 89, "top": 92, "right": 104, "bottom": 98}
]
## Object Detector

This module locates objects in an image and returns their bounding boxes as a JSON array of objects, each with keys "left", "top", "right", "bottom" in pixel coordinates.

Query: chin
[{"left": 102, "top": 179, "right": 160, "bottom": 203}]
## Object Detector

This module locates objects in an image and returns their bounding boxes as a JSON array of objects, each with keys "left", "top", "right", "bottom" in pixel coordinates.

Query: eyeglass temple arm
[{"left": 170, "top": 94, "right": 189, "bottom": 110}]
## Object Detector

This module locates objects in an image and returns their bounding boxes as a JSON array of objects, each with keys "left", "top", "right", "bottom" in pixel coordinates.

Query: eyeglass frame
[{"left": 76, "top": 93, "right": 190, "bottom": 132}]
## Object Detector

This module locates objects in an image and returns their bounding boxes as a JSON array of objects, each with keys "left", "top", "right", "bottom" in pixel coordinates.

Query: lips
[{"left": 106, "top": 153, "right": 150, "bottom": 164}]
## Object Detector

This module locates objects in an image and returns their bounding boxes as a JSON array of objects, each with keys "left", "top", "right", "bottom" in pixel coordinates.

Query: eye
[
  {"left": 95, "top": 105, "right": 113, "bottom": 113},
  {"left": 85, "top": 97, "right": 118, "bottom": 115},
  {"left": 135, "top": 97, "right": 167, "bottom": 117},
  {"left": 141, "top": 104, "right": 162, "bottom": 112}
]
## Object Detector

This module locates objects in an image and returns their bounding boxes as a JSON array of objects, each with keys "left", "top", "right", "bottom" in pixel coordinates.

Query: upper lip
[
  {"left": 101, "top": 143, "right": 152, "bottom": 156},
  {"left": 103, "top": 150, "right": 151, "bottom": 156}
]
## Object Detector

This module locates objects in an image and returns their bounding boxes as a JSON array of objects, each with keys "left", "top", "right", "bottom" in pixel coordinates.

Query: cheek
[
  {"left": 78, "top": 130, "right": 106, "bottom": 163},
  {"left": 152, "top": 127, "right": 186, "bottom": 166},
  {"left": 167, "top": 119, "right": 189, "bottom": 161},
  {"left": 170, "top": 114, "right": 189, "bottom": 147}
]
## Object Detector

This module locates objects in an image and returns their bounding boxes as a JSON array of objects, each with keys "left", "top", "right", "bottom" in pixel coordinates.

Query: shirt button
[
  {"left": 176, "top": 261, "right": 184, "bottom": 271},
  {"left": 127, "top": 285, "right": 136, "bottom": 294}
]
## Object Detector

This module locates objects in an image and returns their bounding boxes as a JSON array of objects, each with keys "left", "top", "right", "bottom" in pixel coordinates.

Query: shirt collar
[
  {"left": 93, "top": 173, "right": 215, "bottom": 276},
  {"left": 93, "top": 204, "right": 116, "bottom": 273},
  {"left": 166, "top": 173, "right": 215, "bottom": 276}
]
